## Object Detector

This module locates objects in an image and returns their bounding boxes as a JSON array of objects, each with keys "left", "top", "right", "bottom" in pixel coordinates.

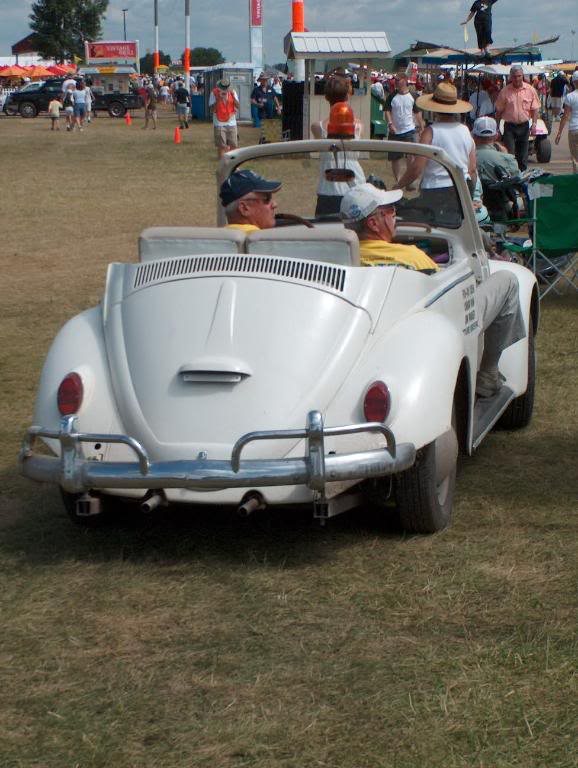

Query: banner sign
[
  {"left": 85, "top": 41, "right": 138, "bottom": 63},
  {"left": 250, "top": 0, "right": 262, "bottom": 27}
]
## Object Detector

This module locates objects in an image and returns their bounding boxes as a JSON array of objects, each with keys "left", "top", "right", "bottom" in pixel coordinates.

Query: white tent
[{"left": 472, "top": 63, "right": 548, "bottom": 76}]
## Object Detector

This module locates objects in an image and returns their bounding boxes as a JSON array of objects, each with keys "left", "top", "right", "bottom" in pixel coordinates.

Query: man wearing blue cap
[{"left": 220, "top": 169, "right": 282, "bottom": 231}]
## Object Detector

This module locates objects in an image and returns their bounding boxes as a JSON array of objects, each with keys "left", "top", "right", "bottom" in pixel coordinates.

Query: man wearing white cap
[
  {"left": 472, "top": 116, "right": 520, "bottom": 186},
  {"left": 340, "top": 183, "right": 525, "bottom": 397},
  {"left": 340, "top": 183, "right": 439, "bottom": 272}
]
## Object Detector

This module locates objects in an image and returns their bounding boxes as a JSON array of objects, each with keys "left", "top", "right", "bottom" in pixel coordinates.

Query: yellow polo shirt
[
  {"left": 225, "top": 224, "right": 260, "bottom": 232},
  {"left": 359, "top": 240, "right": 439, "bottom": 273}
]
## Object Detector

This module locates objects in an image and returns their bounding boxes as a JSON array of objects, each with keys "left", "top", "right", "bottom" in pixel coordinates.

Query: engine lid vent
[{"left": 132, "top": 254, "right": 346, "bottom": 293}]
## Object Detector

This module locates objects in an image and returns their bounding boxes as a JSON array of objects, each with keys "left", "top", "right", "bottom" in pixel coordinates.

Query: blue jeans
[{"left": 251, "top": 103, "right": 262, "bottom": 128}]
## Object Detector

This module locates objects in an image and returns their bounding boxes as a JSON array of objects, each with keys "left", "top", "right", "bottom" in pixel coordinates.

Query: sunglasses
[{"left": 242, "top": 193, "right": 274, "bottom": 204}]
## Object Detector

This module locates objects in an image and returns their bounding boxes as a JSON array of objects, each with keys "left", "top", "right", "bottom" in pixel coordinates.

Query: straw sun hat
[{"left": 415, "top": 82, "right": 473, "bottom": 114}]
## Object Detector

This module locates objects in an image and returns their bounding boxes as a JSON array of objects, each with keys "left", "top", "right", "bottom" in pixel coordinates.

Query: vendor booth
[
  {"left": 78, "top": 65, "right": 137, "bottom": 95},
  {"left": 284, "top": 31, "right": 392, "bottom": 139}
]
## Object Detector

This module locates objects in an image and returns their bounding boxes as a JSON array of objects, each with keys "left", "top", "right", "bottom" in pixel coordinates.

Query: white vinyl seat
[
  {"left": 139, "top": 227, "right": 246, "bottom": 262},
  {"left": 246, "top": 225, "right": 360, "bottom": 267}
]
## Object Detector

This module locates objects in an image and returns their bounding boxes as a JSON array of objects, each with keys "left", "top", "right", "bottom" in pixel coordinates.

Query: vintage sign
[{"left": 85, "top": 41, "right": 139, "bottom": 63}]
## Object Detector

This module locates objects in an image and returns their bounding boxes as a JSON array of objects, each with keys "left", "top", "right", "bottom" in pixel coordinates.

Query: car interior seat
[
  {"left": 245, "top": 225, "right": 360, "bottom": 267},
  {"left": 138, "top": 227, "right": 246, "bottom": 261}
]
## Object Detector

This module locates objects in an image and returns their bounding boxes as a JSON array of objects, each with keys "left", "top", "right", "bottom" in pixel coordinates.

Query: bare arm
[
  {"left": 461, "top": 11, "right": 475, "bottom": 24},
  {"left": 555, "top": 103, "right": 572, "bottom": 144},
  {"left": 468, "top": 143, "right": 478, "bottom": 187},
  {"left": 395, "top": 125, "right": 432, "bottom": 188},
  {"left": 311, "top": 121, "right": 323, "bottom": 139}
]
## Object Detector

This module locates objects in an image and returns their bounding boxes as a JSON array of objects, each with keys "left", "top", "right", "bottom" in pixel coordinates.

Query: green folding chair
[{"left": 501, "top": 174, "right": 578, "bottom": 299}]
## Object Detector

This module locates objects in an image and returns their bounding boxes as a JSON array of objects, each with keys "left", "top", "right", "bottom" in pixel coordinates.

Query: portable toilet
[{"left": 203, "top": 64, "right": 255, "bottom": 123}]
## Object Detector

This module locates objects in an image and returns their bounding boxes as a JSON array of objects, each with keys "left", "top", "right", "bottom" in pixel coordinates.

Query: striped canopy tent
[
  {"left": 0, "top": 65, "right": 28, "bottom": 78},
  {"left": 47, "top": 64, "right": 70, "bottom": 75},
  {"left": 25, "top": 65, "right": 54, "bottom": 79}
]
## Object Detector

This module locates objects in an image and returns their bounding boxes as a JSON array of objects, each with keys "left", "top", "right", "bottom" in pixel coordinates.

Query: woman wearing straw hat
[{"left": 396, "top": 81, "right": 476, "bottom": 226}]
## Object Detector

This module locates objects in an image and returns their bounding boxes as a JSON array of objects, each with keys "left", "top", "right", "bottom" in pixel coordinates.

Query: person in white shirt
[
  {"left": 396, "top": 82, "right": 477, "bottom": 226},
  {"left": 384, "top": 73, "right": 424, "bottom": 183},
  {"left": 469, "top": 80, "right": 495, "bottom": 119},
  {"left": 555, "top": 70, "right": 578, "bottom": 173}
]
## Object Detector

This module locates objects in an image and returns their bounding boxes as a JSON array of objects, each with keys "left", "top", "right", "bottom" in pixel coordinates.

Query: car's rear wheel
[
  {"left": 395, "top": 408, "right": 458, "bottom": 533},
  {"left": 19, "top": 102, "right": 38, "bottom": 118},
  {"left": 108, "top": 101, "right": 126, "bottom": 118},
  {"left": 498, "top": 319, "right": 535, "bottom": 430}
]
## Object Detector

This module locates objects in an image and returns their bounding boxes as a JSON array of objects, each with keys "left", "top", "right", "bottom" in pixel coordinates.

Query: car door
[{"left": 42, "top": 83, "right": 62, "bottom": 112}]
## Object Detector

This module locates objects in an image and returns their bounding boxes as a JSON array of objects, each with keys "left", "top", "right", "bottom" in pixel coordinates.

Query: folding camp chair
[{"left": 500, "top": 174, "right": 578, "bottom": 299}]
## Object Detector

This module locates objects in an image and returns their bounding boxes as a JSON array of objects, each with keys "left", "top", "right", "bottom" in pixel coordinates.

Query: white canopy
[{"left": 472, "top": 63, "right": 548, "bottom": 76}]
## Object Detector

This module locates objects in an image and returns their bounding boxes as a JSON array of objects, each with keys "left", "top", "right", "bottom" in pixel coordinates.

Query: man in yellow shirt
[
  {"left": 340, "top": 183, "right": 439, "bottom": 273},
  {"left": 220, "top": 169, "right": 281, "bottom": 231}
]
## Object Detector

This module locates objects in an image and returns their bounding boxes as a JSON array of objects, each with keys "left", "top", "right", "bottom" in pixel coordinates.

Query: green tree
[
  {"left": 139, "top": 51, "right": 172, "bottom": 75},
  {"left": 30, "top": 0, "right": 108, "bottom": 62},
  {"left": 182, "top": 47, "right": 225, "bottom": 67}
]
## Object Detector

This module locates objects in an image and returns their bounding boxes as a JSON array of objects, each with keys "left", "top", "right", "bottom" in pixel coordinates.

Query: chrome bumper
[{"left": 19, "top": 412, "right": 416, "bottom": 495}]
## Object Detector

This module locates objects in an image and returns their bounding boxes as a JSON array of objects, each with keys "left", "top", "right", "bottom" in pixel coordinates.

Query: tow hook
[{"left": 75, "top": 493, "right": 102, "bottom": 517}]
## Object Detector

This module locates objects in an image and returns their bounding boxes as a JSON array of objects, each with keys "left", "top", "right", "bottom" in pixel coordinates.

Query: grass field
[{"left": 0, "top": 111, "right": 577, "bottom": 768}]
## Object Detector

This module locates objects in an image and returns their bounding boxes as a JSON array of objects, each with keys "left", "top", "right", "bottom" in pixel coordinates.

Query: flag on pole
[{"left": 464, "top": 24, "right": 469, "bottom": 43}]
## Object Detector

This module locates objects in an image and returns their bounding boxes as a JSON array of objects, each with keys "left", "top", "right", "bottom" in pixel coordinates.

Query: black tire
[
  {"left": 108, "top": 101, "right": 126, "bottom": 118},
  {"left": 19, "top": 102, "right": 38, "bottom": 118},
  {"left": 3, "top": 103, "right": 18, "bottom": 116},
  {"left": 395, "top": 409, "right": 458, "bottom": 534},
  {"left": 498, "top": 319, "right": 535, "bottom": 430},
  {"left": 535, "top": 137, "right": 552, "bottom": 164}
]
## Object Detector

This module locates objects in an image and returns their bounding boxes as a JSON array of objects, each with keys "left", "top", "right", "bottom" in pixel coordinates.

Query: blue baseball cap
[{"left": 220, "top": 169, "right": 282, "bottom": 206}]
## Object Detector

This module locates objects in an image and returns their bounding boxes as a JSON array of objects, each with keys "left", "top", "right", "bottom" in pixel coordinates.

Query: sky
[{"left": 0, "top": 0, "right": 575, "bottom": 65}]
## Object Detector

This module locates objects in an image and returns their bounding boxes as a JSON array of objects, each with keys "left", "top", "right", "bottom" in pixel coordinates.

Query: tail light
[
  {"left": 363, "top": 381, "right": 391, "bottom": 423},
  {"left": 57, "top": 372, "right": 84, "bottom": 415}
]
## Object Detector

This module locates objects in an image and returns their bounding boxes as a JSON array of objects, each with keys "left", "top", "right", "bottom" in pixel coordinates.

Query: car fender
[
  {"left": 326, "top": 311, "right": 470, "bottom": 451},
  {"left": 487, "top": 260, "right": 538, "bottom": 396},
  {"left": 33, "top": 306, "right": 127, "bottom": 459}
]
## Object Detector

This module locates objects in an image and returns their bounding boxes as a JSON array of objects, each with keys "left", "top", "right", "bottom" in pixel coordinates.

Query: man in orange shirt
[{"left": 495, "top": 65, "right": 540, "bottom": 170}]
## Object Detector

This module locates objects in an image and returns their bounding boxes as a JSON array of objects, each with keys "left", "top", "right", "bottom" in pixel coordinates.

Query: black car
[{"left": 3, "top": 78, "right": 143, "bottom": 118}]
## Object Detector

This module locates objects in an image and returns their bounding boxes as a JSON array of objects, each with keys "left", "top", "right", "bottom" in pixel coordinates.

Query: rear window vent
[{"left": 133, "top": 254, "right": 347, "bottom": 292}]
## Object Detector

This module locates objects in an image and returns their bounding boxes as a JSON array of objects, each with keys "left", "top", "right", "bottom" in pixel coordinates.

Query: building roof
[
  {"left": 12, "top": 33, "right": 39, "bottom": 55},
  {"left": 393, "top": 42, "right": 544, "bottom": 65},
  {"left": 285, "top": 31, "right": 391, "bottom": 61}
]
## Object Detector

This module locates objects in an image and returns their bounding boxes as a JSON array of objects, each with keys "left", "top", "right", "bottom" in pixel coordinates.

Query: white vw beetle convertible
[{"left": 20, "top": 139, "right": 538, "bottom": 532}]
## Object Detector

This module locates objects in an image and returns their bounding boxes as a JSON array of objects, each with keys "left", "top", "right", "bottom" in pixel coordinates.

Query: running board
[{"left": 472, "top": 387, "right": 515, "bottom": 449}]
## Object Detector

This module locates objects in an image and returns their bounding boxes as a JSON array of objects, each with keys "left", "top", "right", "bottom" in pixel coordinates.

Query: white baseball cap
[
  {"left": 572, "top": 71, "right": 578, "bottom": 82},
  {"left": 340, "top": 183, "right": 403, "bottom": 223},
  {"left": 472, "top": 116, "right": 498, "bottom": 137}
]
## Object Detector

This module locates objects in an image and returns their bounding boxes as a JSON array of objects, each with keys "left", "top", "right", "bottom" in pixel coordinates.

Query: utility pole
[
  {"left": 154, "top": 0, "right": 160, "bottom": 72},
  {"left": 122, "top": 8, "right": 128, "bottom": 41},
  {"left": 184, "top": 0, "right": 191, "bottom": 94}
]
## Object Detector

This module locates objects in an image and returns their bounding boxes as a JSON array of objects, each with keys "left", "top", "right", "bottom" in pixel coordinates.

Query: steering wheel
[{"left": 275, "top": 213, "right": 315, "bottom": 229}]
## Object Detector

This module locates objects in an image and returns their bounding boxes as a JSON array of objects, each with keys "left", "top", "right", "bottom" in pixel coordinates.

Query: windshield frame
[{"left": 216, "top": 139, "right": 483, "bottom": 253}]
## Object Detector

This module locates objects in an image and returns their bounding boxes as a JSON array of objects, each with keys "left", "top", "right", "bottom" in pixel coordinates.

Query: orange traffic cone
[
  {"left": 125, "top": 111, "right": 132, "bottom": 126},
  {"left": 173, "top": 126, "right": 182, "bottom": 144}
]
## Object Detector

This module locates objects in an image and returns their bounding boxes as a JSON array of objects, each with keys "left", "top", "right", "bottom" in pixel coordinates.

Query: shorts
[
  {"left": 549, "top": 96, "right": 562, "bottom": 110},
  {"left": 388, "top": 129, "right": 416, "bottom": 161},
  {"left": 214, "top": 125, "right": 238, "bottom": 149},
  {"left": 64, "top": 106, "right": 74, "bottom": 115},
  {"left": 73, "top": 104, "right": 86, "bottom": 117},
  {"left": 176, "top": 103, "right": 189, "bottom": 117}
]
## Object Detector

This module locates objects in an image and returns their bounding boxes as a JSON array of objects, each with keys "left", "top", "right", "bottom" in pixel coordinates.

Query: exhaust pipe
[
  {"left": 141, "top": 491, "right": 166, "bottom": 513},
  {"left": 237, "top": 492, "right": 266, "bottom": 518}
]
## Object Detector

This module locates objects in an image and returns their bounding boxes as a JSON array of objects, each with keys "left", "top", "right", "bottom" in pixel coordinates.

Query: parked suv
[{"left": 3, "top": 78, "right": 143, "bottom": 118}]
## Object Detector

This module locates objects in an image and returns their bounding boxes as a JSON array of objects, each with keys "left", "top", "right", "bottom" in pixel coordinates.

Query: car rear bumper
[{"left": 19, "top": 412, "right": 416, "bottom": 495}]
